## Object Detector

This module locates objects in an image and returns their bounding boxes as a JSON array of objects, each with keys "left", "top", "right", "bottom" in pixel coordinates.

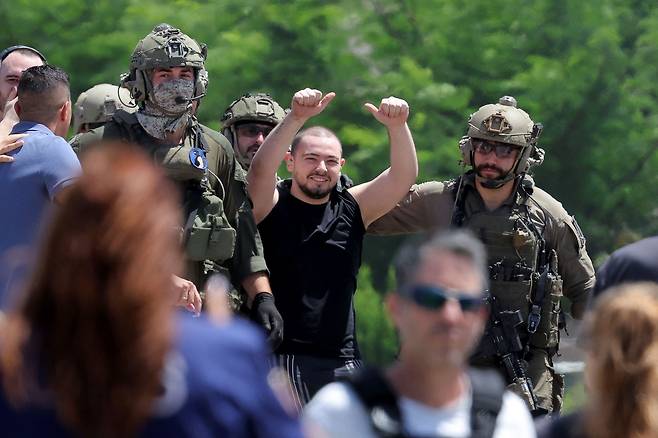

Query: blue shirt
[
  {"left": 0, "top": 315, "right": 303, "bottom": 438},
  {"left": 0, "top": 122, "right": 80, "bottom": 308}
]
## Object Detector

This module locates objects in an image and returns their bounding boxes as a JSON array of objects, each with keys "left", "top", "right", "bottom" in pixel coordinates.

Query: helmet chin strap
[{"left": 479, "top": 170, "right": 517, "bottom": 189}]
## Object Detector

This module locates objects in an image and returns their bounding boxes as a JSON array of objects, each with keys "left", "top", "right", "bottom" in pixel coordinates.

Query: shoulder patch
[{"left": 567, "top": 215, "right": 586, "bottom": 250}]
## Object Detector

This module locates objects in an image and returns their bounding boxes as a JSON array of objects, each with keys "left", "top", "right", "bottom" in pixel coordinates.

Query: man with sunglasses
[
  {"left": 220, "top": 92, "right": 356, "bottom": 189},
  {"left": 304, "top": 230, "right": 536, "bottom": 437},
  {"left": 368, "top": 96, "right": 595, "bottom": 416},
  {"left": 220, "top": 93, "right": 286, "bottom": 171}
]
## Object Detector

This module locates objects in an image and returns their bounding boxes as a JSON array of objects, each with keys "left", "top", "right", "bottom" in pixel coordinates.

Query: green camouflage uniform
[
  {"left": 72, "top": 83, "right": 136, "bottom": 133},
  {"left": 368, "top": 97, "right": 594, "bottom": 414},
  {"left": 70, "top": 112, "right": 266, "bottom": 294},
  {"left": 70, "top": 25, "right": 267, "bottom": 307}
]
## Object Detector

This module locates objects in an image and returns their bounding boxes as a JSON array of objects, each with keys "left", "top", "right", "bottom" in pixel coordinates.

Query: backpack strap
[
  {"left": 343, "top": 367, "right": 406, "bottom": 438},
  {"left": 467, "top": 367, "right": 505, "bottom": 438},
  {"left": 345, "top": 367, "right": 505, "bottom": 438}
]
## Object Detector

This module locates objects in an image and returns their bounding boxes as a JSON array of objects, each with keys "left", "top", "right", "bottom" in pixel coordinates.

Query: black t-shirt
[
  {"left": 593, "top": 236, "right": 658, "bottom": 299},
  {"left": 258, "top": 180, "right": 365, "bottom": 359}
]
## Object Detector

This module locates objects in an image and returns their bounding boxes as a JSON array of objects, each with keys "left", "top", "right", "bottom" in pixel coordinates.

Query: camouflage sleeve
[
  {"left": 68, "top": 128, "right": 104, "bottom": 157},
  {"left": 366, "top": 181, "right": 452, "bottom": 235},
  {"left": 211, "top": 134, "right": 268, "bottom": 282},
  {"left": 550, "top": 214, "right": 595, "bottom": 319}
]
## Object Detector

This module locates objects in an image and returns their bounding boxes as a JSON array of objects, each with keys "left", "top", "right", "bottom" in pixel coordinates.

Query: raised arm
[
  {"left": 247, "top": 88, "right": 335, "bottom": 223},
  {"left": 348, "top": 97, "right": 418, "bottom": 227}
]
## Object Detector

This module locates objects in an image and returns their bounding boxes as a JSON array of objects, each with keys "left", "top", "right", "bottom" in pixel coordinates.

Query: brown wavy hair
[
  {"left": 0, "top": 143, "right": 183, "bottom": 437},
  {"left": 583, "top": 282, "right": 658, "bottom": 438}
]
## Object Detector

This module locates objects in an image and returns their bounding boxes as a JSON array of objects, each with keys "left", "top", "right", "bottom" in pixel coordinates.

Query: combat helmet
[
  {"left": 220, "top": 93, "right": 286, "bottom": 143},
  {"left": 220, "top": 93, "right": 286, "bottom": 168},
  {"left": 459, "top": 96, "right": 544, "bottom": 188},
  {"left": 72, "top": 84, "right": 136, "bottom": 133},
  {"left": 120, "top": 23, "right": 208, "bottom": 105}
]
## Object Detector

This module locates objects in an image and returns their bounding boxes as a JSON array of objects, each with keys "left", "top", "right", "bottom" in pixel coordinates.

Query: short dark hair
[
  {"left": 393, "top": 230, "right": 489, "bottom": 292},
  {"left": 290, "top": 125, "right": 341, "bottom": 155},
  {"left": 17, "top": 64, "right": 70, "bottom": 124}
]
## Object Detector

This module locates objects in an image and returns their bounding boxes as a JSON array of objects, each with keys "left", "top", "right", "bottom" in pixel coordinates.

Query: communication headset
[{"left": 0, "top": 45, "right": 46, "bottom": 63}]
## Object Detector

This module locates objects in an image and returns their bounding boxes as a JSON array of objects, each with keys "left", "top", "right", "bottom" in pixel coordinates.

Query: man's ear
[
  {"left": 340, "top": 157, "right": 345, "bottom": 167},
  {"left": 385, "top": 292, "right": 401, "bottom": 325},
  {"left": 476, "top": 305, "right": 489, "bottom": 329},
  {"left": 60, "top": 99, "right": 71, "bottom": 122},
  {"left": 285, "top": 150, "right": 294, "bottom": 172},
  {"left": 13, "top": 101, "right": 22, "bottom": 118}
]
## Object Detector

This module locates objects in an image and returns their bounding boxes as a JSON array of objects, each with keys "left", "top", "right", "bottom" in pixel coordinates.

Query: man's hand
[
  {"left": 250, "top": 292, "right": 284, "bottom": 350},
  {"left": 0, "top": 133, "right": 26, "bottom": 163},
  {"left": 172, "top": 274, "right": 203, "bottom": 315},
  {"left": 290, "top": 88, "right": 335, "bottom": 122},
  {"left": 0, "top": 97, "right": 20, "bottom": 137},
  {"left": 204, "top": 274, "right": 233, "bottom": 325},
  {"left": 364, "top": 96, "right": 410, "bottom": 127}
]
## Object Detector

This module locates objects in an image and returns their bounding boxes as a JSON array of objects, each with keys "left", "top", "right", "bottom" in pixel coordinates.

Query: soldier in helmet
[
  {"left": 368, "top": 96, "right": 595, "bottom": 416},
  {"left": 72, "top": 83, "right": 136, "bottom": 134},
  {"left": 221, "top": 92, "right": 355, "bottom": 191},
  {"left": 70, "top": 24, "right": 283, "bottom": 347},
  {"left": 220, "top": 92, "right": 286, "bottom": 171}
]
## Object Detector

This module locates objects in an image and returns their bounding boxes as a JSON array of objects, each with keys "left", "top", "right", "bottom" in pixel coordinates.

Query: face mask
[
  {"left": 149, "top": 79, "right": 194, "bottom": 115},
  {"left": 137, "top": 79, "right": 195, "bottom": 140}
]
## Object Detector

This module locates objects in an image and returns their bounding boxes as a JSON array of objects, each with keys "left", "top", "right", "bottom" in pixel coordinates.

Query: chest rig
[
  {"left": 109, "top": 111, "right": 237, "bottom": 277},
  {"left": 451, "top": 176, "right": 563, "bottom": 351}
]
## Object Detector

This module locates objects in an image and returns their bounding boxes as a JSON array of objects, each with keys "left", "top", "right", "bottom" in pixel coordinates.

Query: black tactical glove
[{"left": 250, "top": 292, "right": 284, "bottom": 350}]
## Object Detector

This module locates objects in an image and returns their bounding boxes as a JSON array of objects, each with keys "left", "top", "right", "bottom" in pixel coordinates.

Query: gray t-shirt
[{"left": 0, "top": 121, "right": 81, "bottom": 308}]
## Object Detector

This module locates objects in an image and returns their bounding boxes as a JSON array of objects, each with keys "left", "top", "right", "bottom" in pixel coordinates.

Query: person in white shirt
[{"left": 303, "top": 230, "right": 536, "bottom": 438}]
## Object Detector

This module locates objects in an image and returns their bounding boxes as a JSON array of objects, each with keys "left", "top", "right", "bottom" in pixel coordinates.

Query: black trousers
[{"left": 269, "top": 353, "right": 363, "bottom": 413}]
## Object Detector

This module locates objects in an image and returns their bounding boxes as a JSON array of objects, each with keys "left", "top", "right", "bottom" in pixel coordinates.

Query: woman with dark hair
[
  {"left": 538, "top": 282, "right": 658, "bottom": 438},
  {"left": 0, "top": 144, "right": 302, "bottom": 438}
]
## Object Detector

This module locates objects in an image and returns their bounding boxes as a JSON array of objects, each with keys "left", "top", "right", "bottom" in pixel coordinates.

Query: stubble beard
[{"left": 296, "top": 174, "right": 335, "bottom": 200}]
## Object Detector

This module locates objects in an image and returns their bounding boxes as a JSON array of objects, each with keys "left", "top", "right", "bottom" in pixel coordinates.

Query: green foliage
[
  {"left": 354, "top": 266, "right": 398, "bottom": 365},
  {"left": 562, "top": 379, "right": 586, "bottom": 414},
  {"left": 3, "top": 0, "right": 657, "bottom": 378}
]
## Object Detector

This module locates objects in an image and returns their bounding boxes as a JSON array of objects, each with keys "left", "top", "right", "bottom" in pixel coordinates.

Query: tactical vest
[
  {"left": 105, "top": 111, "right": 237, "bottom": 280},
  {"left": 452, "top": 177, "right": 563, "bottom": 351}
]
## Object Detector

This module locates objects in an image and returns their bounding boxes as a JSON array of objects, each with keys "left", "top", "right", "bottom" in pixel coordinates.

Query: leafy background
[{"left": 5, "top": 0, "right": 657, "bottom": 410}]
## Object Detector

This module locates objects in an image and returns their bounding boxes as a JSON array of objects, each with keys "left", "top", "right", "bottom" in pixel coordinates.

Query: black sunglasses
[
  {"left": 402, "top": 284, "right": 484, "bottom": 312},
  {"left": 237, "top": 123, "right": 273, "bottom": 138},
  {"left": 472, "top": 139, "right": 519, "bottom": 159}
]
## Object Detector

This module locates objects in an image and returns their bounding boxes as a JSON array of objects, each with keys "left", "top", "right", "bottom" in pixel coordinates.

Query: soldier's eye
[{"left": 495, "top": 145, "right": 514, "bottom": 158}]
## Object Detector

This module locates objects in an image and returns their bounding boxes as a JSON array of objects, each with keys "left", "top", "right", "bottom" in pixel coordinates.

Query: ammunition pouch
[
  {"left": 530, "top": 273, "right": 563, "bottom": 349},
  {"left": 490, "top": 279, "right": 533, "bottom": 323},
  {"left": 185, "top": 191, "right": 236, "bottom": 263}
]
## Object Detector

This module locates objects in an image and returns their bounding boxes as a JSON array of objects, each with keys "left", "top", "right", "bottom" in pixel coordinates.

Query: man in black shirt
[{"left": 247, "top": 88, "right": 418, "bottom": 410}]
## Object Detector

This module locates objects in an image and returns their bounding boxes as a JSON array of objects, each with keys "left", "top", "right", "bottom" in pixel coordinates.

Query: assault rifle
[{"left": 481, "top": 295, "right": 538, "bottom": 412}]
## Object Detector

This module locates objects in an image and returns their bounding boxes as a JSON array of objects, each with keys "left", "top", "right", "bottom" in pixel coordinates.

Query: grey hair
[{"left": 393, "top": 229, "right": 489, "bottom": 292}]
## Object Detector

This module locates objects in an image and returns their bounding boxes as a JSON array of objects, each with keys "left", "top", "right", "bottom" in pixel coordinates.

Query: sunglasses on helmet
[
  {"left": 237, "top": 123, "right": 273, "bottom": 138},
  {"left": 472, "top": 139, "right": 519, "bottom": 159},
  {"left": 401, "top": 284, "right": 484, "bottom": 312}
]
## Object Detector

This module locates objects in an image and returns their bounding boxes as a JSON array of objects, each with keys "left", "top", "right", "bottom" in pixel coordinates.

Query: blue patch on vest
[{"left": 189, "top": 147, "right": 208, "bottom": 170}]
